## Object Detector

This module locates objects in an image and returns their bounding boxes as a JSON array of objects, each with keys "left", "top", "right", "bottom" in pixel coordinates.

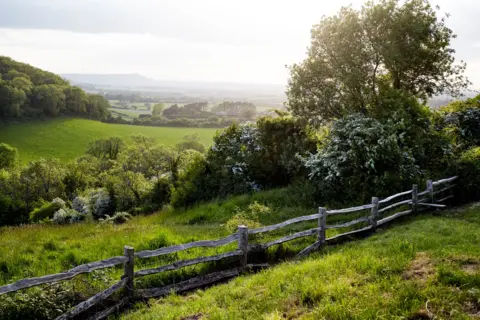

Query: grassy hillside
[
  {"left": 121, "top": 205, "right": 480, "bottom": 320},
  {"left": 0, "top": 118, "right": 217, "bottom": 163},
  {"left": 0, "top": 186, "right": 479, "bottom": 319}
]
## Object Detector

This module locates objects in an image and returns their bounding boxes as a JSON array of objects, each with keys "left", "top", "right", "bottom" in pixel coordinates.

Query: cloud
[
  {"left": 1, "top": 0, "right": 480, "bottom": 87},
  {"left": 0, "top": 28, "right": 295, "bottom": 84}
]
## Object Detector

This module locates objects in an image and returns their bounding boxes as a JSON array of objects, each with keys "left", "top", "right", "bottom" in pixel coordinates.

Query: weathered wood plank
[
  {"left": 137, "top": 268, "right": 240, "bottom": 299},
  {"left": 417, "top": 190, "right": 430, "bottom": 197},
  {"left": 326, "top": 216, "right": 369, "bottom": 229},
  {"left": 135, "top": 250, "right": 243, "bottom": 277},
  {"left": 55, "top": 278, "right": 127, "bottom": 320},
  {"left": 378, "top": 199, "right": 411, "bottom": 214},
  {"left": 0, "top": 256, "right": 128, "bottom": 295},
  {"left": 123, "top": 246, "right": 134, "bottom": 299},
  {"left": 436, "top": 195, "right": 454, "bottom": 203},
  {"left": 248, "top": 213, "right": 320, "bottom": 235},
  {"left": 417, "top": 203, "right": 446, "bottom": 208},
  {"left": 376, "top": 209, "right": 412, "bottom": 226},
  {"left": 326, "top": 204, "right": 373, "bottom": 216},
  {"left": 325, "top": 225, "right": 373, "bottom": 242},
  {"left": 238, "top": 225, "right": 249, "bottom": 270},
  {"left": 87, "top": 297, "right": 129, "bottom": 320},
  {"left": 370, "top": 197, "right": 379, "bottom": 230},
  {"left": 135, "top": 234, "right": 239, "bottom": 259},
  {"left": 256, "top": 228, "right": 319, "bottom": 250},
  {"left": 432, "top": 184, "right": 455, "bottom": 196},
  {"left": 318, "top": 208, "right": 326, "bottom": 244},
  {"left": 378, "top": 190, "right": 412, "bottom": 205},
  {"left": 296, "top": 241, "right": 321, "bottom": 259},
  {"left": 432, "top": 176, "right": 457, "bottom": 186},
  {"left": 412, "top": 184, "right": 418, "bottom": 214}
]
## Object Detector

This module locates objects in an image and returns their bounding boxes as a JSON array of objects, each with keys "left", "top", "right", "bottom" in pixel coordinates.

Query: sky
[{"left": 0, "top": 0, "right": 480, "bottom": 87}]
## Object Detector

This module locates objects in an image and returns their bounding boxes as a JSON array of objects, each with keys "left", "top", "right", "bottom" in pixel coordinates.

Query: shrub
[
  {"left": 224, "top": 202, "right": 271, "bottom": 232},
  {"left": 100, "top": 212, "right": 133, "bottom": 224},
  {"left": 52, "top": 208, "right": 88, "bottom": 225},
  {"left": 72, "top": 196, "right": 90, "bottom": 215},
  {"left": 88, "top": 189, "right": 114, "bottom": 219},
  {"left": 0, "top": 143, "right": 18, "bottom": 170},
  {"left": 304, "top": 114, "right": 422, "bottom": 203},
  {"left": 29, "top": 201, "right": 62, "bottom": 222},
  {"left": 453, "top": 147, "right": 480, "bottom": 203}
]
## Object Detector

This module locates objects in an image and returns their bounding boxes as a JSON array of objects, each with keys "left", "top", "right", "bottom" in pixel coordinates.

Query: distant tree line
[{"left": 0, "top": 56, "right": 110, "bottom": 121}]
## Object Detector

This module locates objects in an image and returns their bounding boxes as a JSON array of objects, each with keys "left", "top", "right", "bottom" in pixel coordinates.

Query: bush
[
  {"left": 0, "top": 143, "right": 18, "bottom": 170},
  {"left": 304, "top": 114, "right": 422, "bottom": 203},
  {"left": 29, "top": 201, "right": 62, "bottom": 222},
  {"left": 88, "top": 189, "right": 114, "bottom": 219},
  {"left": 52, "top": 208, "right": 89, "bottom": 225},
  {"left": 72, "top": 196, "right": 90, "bottom": 215},
  {"left": 224, "top": 202, "right": 271, "bottom": 232},
  {"left": 453, "top": 147, "right": 480, "bottom": 203},
  {"left": 100, "top": 212, "right": 133, "bottom": 224}
]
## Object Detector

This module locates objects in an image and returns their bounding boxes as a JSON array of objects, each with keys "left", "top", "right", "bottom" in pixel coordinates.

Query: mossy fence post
[
  {"left": 427, "top": 180, "right": 434, "bottom": 203},
  {"left": 370, "top": 197, "right": 379, "bottom": 231},
  {"left": 412, "top": 184, "right": 418, "bottom": 213},
  {"left": 238, "top": 225, "right": 248, "bottom": 271},
  {"left": 318, "top": 207, "right": 327, "bottom": 245},
  {"left": 123, "top": 246, "right": 135, "bottom": 299}
]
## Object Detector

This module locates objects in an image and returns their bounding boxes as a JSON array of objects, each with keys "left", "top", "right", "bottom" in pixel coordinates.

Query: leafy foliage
[
  {"left": 0, "top": 143, "right": 18, "bottom": 170},
  {"left": 304, "top": 114, "right": 422, "bottom": 202},
  {"left": 0, "top": 56, "right": 110, "bottom": 121},
  {"left": 287, "top": 0, "right": 469, "bottom": 123}
]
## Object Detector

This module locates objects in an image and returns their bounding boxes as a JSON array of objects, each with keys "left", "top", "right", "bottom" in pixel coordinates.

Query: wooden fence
[{"left": 0, "top": 176, "right": 458, "bottom": 319}]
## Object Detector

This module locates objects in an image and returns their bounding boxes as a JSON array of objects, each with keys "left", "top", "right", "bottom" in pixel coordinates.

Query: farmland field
[{"left": 0, "top": 118, "right": 218, "bottom": 163}]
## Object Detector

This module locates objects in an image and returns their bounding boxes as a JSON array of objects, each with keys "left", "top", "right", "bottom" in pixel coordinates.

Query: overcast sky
[{"left": 1, "top": 0, "right": 480, "bottom": 87}]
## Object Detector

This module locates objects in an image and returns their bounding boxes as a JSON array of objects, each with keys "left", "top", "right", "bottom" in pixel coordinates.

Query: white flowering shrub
[
  {"left": 304, "top": 114, "right": 422, "bottom": 202},
  {"left": 72, "top": 196, "right": 90, "bottom": 215},
  {"left": 52, "top": 198, "right": 66, "bottom": 209},
  {"left": 88, "top": 189, "right": 114, "bottom": 219},
  {"left": 100, "top": 212, "right": 133, "bottom": 225},
  {"left": 52, "top": 208, "right": 88, "bottom": 225}
]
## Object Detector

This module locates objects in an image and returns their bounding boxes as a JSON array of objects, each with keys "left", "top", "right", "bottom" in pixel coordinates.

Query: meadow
[
  {"left": 121, "top": 204, "right": 480, "bottom": 320},
  {"left": 0, "top": 118, "right": 217, "bottom": 163},
  {"left": 0, "top": 187, "right": 479, "bottom": 319}
]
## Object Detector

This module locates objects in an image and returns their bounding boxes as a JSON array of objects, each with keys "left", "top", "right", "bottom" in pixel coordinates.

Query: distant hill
[
  {"left": 61, "top": 73, "right": 285, "bottom": 94},
  {"left": 61, "top": 73, "right": 159, "bottom": 87}
]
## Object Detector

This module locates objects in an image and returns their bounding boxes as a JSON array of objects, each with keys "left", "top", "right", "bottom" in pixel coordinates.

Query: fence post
[
  {"left": 123, "top": 246, "right": 134, "bottom": 300},
  {"left": 426, "top": 180, "right": 434, "bottom": 204},
  {"left": 238, "top": 225, "right": 248, "bottom": 271},
  {"left": 412, "top": 184, "right": 418, "bottom": 213},
  {"left": 370, "top": 197, "right": 379, "bottom": 231},
  {"left": 318, "top": 207, "right": 327, "bottom": 245}
]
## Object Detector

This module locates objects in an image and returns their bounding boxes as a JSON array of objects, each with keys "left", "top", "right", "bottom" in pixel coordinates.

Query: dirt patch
[
  {"left": 462, "top": 263, "right": 480, "bottom": 275},
  {"left": 403, "top": 252, "right": 435, "bottom": 283},
  {"left": 181, "top": 313, "right": 203, "bottom": 320}
]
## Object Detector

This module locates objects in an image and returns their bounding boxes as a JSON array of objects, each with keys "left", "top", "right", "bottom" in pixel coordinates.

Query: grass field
[
  {"left": 0, "top": 118, "right": 218, "bottom": 163},
  {"left": 122, "top": 204, "right": 480, "bottom": 320},
  {"left": 0, "top": 185, "right": 479, "bottom": 319}
]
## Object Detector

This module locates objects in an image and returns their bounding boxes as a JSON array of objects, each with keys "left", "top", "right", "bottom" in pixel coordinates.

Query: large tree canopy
[{"left": 287, "top": 0, "right": 470, "bottom": 124}]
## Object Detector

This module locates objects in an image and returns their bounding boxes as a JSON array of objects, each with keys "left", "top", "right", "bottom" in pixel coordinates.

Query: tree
[
  {"left": 287, "top": 0, "right": 470, "bottom": 124},
  {"left": 31, "top": 84, "right": 66, "bottom": 116},
  {"left": 0, "top": 143, "right": 18, "bottom": 170},
  {"left": 64, "top": 86, "right": 88, "bottom": 114},
  {"left": 86, "top": 137, "right": 124, "bottom": 160},
  {"left": 152, "top": 103, "right": 166, "bottom": 116}
]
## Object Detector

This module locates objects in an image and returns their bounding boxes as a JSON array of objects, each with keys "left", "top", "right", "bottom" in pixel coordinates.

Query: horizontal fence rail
[{"left": 0, "top": 176, "right": 458, "bottom": 319}]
